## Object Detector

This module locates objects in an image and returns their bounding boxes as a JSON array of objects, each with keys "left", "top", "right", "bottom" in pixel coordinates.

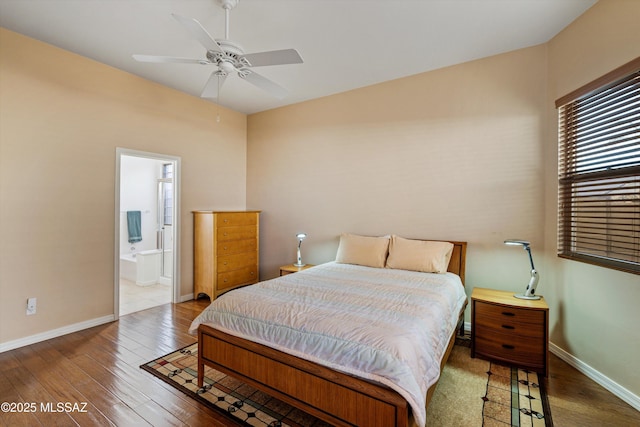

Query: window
[
  {"left": 556, "top": 57, "right": 640, "bottom": 275},
  {"left": 162, "top": 163, "right": 173, "bottom": 226}
]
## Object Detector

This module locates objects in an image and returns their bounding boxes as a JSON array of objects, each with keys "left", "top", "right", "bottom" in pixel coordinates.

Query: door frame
[{"left": 114, "top": 148, "right": 181, "bottom": 319}]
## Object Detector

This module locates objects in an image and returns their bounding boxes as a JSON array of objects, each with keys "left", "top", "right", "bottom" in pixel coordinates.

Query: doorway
[{"left": 114, "top": 148, "right": 181, "bottom": 318}]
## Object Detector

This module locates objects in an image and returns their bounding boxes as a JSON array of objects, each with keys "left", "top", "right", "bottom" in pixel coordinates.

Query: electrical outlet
[{"left": 26, "top": 297, "right": 36, "bottom": 315}]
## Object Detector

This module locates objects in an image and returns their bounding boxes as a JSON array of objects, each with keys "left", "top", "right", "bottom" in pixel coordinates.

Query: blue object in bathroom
[{"left": 127, "top": 210, "right": 142, "bottom": 243}]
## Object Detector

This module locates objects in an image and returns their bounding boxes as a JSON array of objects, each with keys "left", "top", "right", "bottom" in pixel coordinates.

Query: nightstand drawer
[
  {"left": 474, "top": 329, "right": 545, "bottom": 367},
  {"left": 474, "top": 305, "right": 545, "bottom": 339},
  {"left": 475, "top": 301, "right": 544, "bottom": 326},
  {"left": 475, "top": 317, "right": 545, "bottom": 339}
]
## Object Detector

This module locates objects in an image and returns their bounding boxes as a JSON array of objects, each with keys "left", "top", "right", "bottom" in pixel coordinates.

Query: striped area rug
[{"left": 141, "top": 340, "right": 551, "bottom": 426}]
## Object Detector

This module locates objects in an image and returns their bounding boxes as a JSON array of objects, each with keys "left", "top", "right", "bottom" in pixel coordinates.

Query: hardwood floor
[
  {"left": 1, "top": 300, "right": 638, "bottom": 426},
  {"left": 546, "top": 353, "right": 640, "bottom": 426},
  {"left": 0, "top": 300, "right": 230, "bottom": 427}
]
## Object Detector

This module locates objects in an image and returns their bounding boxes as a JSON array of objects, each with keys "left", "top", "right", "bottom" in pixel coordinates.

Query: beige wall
[
  {"left": 248, "top": 45, "right": 548, "bottom": 292},
  {"left": 0, "top": 28, "right": 247, "bottom": 344},
  {"left": 247, "top": 0, "right": 640, "bottom": 403},
  {"left": 544, "top": 0, "right": 640, "bottom": 397}
]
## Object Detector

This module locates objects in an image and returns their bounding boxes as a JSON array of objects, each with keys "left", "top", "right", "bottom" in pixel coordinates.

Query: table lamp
[
  {"left": 294, "top": 233, "right": 307, "bottom": 267},
  {"left": 504, "top": 239, "right": 541, "bottom": 300}
]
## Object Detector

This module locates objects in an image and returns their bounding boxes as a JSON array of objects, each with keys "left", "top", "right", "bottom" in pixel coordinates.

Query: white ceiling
[{"left": 0, "top": 0, "right": 597, "bottom": 115}]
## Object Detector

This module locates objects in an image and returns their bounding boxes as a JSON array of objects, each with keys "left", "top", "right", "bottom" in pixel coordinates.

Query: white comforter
[{"left": 188, "top": 262, "right": 467, "bottom": 427}]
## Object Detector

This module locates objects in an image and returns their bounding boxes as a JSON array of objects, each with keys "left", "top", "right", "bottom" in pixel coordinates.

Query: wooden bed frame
[{"left": 197, "top": 241, "right": 467, "bottom": 427}]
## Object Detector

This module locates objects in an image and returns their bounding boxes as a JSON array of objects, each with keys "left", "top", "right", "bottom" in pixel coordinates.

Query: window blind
[{"left": 557, "top": 58, "right": 640, "bottom": 274}]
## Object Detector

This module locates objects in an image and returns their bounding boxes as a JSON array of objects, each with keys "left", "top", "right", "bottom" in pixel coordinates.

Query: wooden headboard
[{"left": 446, "top": 241, "right": 467, "bottom": 286}]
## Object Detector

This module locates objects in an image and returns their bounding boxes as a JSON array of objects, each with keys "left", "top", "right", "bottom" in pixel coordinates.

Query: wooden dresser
[
  {"left": 471, "top": 287, "right": 549, "bottom": 377},
  {"left": 193, "top": 211, "right": 260, "bottom": 300}
]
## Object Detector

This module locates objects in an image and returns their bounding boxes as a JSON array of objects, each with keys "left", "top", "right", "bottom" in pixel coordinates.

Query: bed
[{"left": 189, "top": 235, "right": 467, "bottom": 427}]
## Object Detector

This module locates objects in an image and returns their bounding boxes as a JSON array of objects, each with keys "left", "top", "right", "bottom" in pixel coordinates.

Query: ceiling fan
[{"left": 132, "top": 0, "right": 303, "bottom": 100}]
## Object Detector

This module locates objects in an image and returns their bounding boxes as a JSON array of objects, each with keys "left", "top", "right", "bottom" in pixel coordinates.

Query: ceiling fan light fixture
[
  {"left": 132, "top": 0, "right": 303, "bottom": 100},
  {"left": 219, "top": 60, "right": 235, "bottom": 74}
]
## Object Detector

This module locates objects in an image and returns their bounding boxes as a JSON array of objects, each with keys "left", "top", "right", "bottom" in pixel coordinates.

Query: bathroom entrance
[{"left": 115, "top": 148, "right": 180, "bottom": 317}]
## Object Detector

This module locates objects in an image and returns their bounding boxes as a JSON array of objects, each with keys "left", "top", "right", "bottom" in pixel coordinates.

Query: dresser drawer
[
  {"left": 475, "top": 301, "right": 544, "bottom": 326},
  {"left": 216, "top": 225, "right": 257, "bottom": 241},
  {"left": 217, "top": 266, "right": 258, "bottom": 291},
  {"left": 474, "top": 328, "right": 545, "bottom": 368},
  {"left": 474, "top": 303, "right": 545, "bottom": 339},
  {"left": 475, "top": 316, "right": 545, "bottom": 339},
  {"left": 216, "top": 238, "right": 257, "bottom": 256},
  {"left": 216, "top": 212, "right": 258, "bottom": 227},
  {"left": 216, "top": 252, "right": 258, "bottom": 273}
]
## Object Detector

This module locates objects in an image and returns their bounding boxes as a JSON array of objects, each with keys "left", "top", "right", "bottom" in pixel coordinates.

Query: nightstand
[
  {"left": 471, "top": 287, "right": 549, "bottom": 377},
  {"left": 279, "top": 264, "right": 315, "bottom": 276}
]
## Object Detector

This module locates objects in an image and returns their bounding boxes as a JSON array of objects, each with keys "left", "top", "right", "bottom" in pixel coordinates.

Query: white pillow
[
  {"left": 386, "top": 235, "right": 454, "bottom": 273},
  {"left": 335, "top": 233, "right": 390, "bottom": 268}
]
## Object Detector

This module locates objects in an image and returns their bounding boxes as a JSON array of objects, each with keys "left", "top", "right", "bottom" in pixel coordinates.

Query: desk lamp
[
  {"left": 294, "top": 233, "right": 307, "bottom": 267},
  {"left": 505, "top": 239, "right": 541, "bottom": 300}
]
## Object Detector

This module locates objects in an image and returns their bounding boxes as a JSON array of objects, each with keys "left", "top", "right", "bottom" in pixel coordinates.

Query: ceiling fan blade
[
  {"left": 241, "top": 49, "right": 303, "bottom": 67},
  {"left": 132, "top": 54, "right": 207, "bottom": 64},
  {"left": 239, "top": 70, "right": 288, "bottom": 99},
  {"left": 171, "top": 13, "right": 223, "bottom": 53},
  {"left": 201, "top": 72, "right": 227, "bottom": 99}
]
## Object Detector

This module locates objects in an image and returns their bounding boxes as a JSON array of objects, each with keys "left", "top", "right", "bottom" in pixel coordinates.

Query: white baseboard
[
  {"left": 179, "top": 293, "right": 194, "bottom": 303},
  {"left": 1, "top": 296, "right": 196, "bottom": 354},
  {"left": 463, "top": 321, "right": 471, "bottom": 333},
  {"left": 158, "top": 276, "right": 172, "bottom": 286},
  {"left": 0, "top": 314, "right": 115, "bottom": 354},
  {"left": 549, "top": 342, "right": 640, "bottom": 411},
  {"left": 135, "top": 279, "right": 157, "bottom": 286}
]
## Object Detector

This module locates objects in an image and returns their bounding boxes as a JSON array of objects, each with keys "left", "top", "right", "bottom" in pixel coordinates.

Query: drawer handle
[
  {"left": 250, "top": 271, "right": 255, "bottom": 275},
  {"left": 223, "top": 262, "right": 227, "bottom": 265},
  {"left": 223, "top": 232, "right": 228, "bottom": 236},
  {"left": 223, "top": 219, "right": 229, "bottom": 223},
  {"left": 501, "top": 325, "right": 515, "bottom": 330},
  {"left": 501, "top": 312, "right": 516, "bottom": 317},
  {"left": 223, "top": 278, "right": 228, "bottom": 283},
  {"left": 502, "top": 344, "right": 515, "bottom": 350}
]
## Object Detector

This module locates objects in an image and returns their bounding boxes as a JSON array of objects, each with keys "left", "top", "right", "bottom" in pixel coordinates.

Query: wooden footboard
[
  {"left": 197, "top": 304, "right": 464, "bottom": 427},
  {"left": 198, "top": 324, "right": 409, "bottom": 426}
]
